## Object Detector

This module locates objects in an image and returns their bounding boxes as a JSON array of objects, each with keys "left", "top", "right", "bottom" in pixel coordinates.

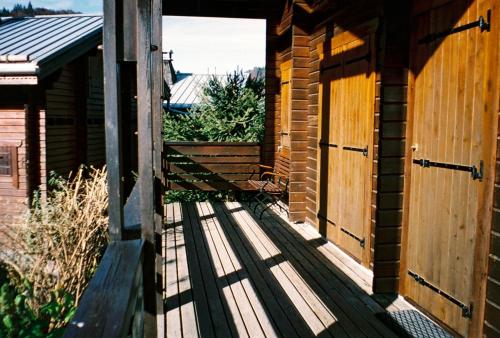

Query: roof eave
[
  {"left": 37, "top": 28, "right": 102, "bottom": 80},
  {"left": 0, "top": 63, "right": 39, "bottom": 85}
]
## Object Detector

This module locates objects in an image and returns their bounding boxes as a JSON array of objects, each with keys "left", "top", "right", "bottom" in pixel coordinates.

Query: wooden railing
[
  {"left": 63, "top": 239, "right": 144, "bottom": 337},
  {"left": 164, "top": 141, "right": 261, "bottom": 191}
]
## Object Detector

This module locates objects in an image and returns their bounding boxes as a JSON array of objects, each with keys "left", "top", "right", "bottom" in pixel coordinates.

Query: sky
[{"left": 2, "top": 1, "right": 266, "bottom": 74}]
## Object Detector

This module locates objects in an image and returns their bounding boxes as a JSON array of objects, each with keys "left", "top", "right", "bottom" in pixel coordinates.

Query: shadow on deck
[{"left": 163, "top": 201, "right": 446, "bottom": 338}]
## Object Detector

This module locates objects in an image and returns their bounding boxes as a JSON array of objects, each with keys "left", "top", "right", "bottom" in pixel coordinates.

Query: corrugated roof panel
[
  {"left": 0, "top": 15, "right": 102, "bottom": 64},
  {"left": 169, "top": 74, "right": 228, "bottom": 108},
  {"left": 1, "top": 17, "right": 77, "bottom": 53}
]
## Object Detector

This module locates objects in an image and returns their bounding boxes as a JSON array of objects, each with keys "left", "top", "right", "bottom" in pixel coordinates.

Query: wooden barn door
[
  {"left": 318, "top": 23, "right": 377, "bottom": 265},
  {"left": 402, "top": 0, "right": 496, "bottom": 335}
]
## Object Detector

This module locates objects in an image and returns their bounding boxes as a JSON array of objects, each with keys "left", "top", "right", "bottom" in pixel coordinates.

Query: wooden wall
[
  {"left": 86, "top": 54, "right": 106, "bottom": 166},
  {"left": 0, "top": 106, "right": 29, "bottom": 226},
  {"left": 45, "top": 64, "right": 79, "bottom": 177},
  {"left": 305, "top": 25, "right": 325, "bottom": 230},
  {"left": 0, "top": 51, "right": 105, "bottom": 224},
  {"left": 371, "top": 1, "right": 410, "bottom": 293},
  {"left": 267, "top": 0, "right": 408, "bottom": 286},
  {"left": 485, "top": 72, "right": 500, "bottom": 337},
  {"left": 45, "top": 54, "right": 105, "bottom": 180},
  {"left": 288, "top": 24, "right": 309, "bottom": 222}
]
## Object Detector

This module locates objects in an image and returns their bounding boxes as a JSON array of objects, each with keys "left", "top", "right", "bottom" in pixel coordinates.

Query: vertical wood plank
[
  {"left": 136, "top": 0, "right": 157, "bottom": 335},
  {"left": 151, "top": 0, "right": 164, "bottom": 335},
  {"left": 104, "top": 0, "right": 124, "bottom": 241}
]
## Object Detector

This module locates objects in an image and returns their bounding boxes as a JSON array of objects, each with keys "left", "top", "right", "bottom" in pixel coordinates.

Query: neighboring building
[
  {"left": 165, "top": 73, "right": 223, "bottom": 114},
  {"left": 0, "top": 15, "right": 104, "bottom": 223}
]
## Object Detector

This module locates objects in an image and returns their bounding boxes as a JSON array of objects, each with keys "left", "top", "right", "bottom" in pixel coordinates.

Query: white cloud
[{"left": 163, "top": 16, "right": 265, "bottom": 74}]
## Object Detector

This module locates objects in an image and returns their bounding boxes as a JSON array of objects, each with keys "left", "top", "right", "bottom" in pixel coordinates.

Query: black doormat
[{"left": 376, "top": 310, "right": 453, "bottom": 338}]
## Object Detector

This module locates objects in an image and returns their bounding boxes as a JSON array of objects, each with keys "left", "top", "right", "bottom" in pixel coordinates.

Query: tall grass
[{"left": 3, "top": 166, "right": 108, "bottom": 309}]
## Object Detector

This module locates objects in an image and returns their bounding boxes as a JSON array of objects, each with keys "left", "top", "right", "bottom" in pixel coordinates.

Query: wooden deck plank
[
  {"left": 177, "top": 203, "right": 216, "bottom": 338},
  {"left": 172, "top": 202, "right": 199, "bottom": 338},
  {"left": 246, "top": 204, "right": 396, "bottom": 337},
  {"left": 211, "top": 202, "right": 310, "bottom": 338},
  {"left": 165, "top": 203, "right": 182, "bottom": 338},
  {"left": 163, "top": 201, "right": 440, "bottom": 338},
  {"left": 198, "top": 202, "right": 278, "bottom": 338},
  {"left": 183, "top": 202, "right": 236, "bottom": 337},
  {"left": 263, "top": 203, "right": 437, "bottom": 325},
  {"left": 194, "top": 202, "right": 252, "bottom": 338},
  {"left": 229, "top": 202, "right": 369, "bottom": 337},
  {"left": 224, "top": 202, "right": 343, "bottom": 337}
]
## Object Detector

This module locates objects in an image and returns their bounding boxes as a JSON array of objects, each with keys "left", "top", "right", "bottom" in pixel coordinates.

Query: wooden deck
[{"left": 163, "top": 201, "right": 418, "bottom": 338}]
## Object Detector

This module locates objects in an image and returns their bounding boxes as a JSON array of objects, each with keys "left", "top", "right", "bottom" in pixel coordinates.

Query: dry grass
[{"left": 2, "top": 166, "right": 108, "bottom": 307}]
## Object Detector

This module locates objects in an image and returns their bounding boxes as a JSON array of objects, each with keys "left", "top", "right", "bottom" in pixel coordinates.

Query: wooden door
[
  {"left": 402, "top": 0, "right": 497, "bottom": 335},
  {"left": 317, "top": 24, "right": 377, "bottom": 265}
]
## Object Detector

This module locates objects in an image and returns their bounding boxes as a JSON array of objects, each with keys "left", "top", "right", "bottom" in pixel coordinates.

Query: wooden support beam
[
  {"left": 104, "top": 0, "right": 124, "bottom": 240},
  {"left": 123, "top": 0, "right": 138, "bottom": 62},
  {"left": 151, "top": 0, "right": 165, "bottom": 335},
  {"left": 136, "top": 0, "right": 158, "bottom": 335}
]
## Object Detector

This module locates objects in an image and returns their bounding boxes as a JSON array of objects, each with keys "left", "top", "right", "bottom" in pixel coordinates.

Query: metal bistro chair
[{"left": 248, "top": 164, "right": 289, "bottom": 219}]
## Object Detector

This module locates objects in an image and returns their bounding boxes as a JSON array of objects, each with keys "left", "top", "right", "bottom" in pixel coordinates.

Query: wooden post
[
  {"left": 151, "top": 0, "right": 165, "bottom": 335},
  {"left": 104, "top": 0, "right": 124, "bottom": 241},
  {"left": 136, "top": 0, "right": 158, "bottom": 335}
]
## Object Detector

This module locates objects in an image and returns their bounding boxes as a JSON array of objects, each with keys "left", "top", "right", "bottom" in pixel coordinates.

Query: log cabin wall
[
  {"left": 485, "top": 30, "right": 500, "bottom": 335},
  {"left": 45, "top": 64, "right": 79, "bottom": 177},
  {"left": 264, "top": 3, "right": 294, "bottom": 215},
  {"left": 301, "top": 2, "right": 385, "bottom": 269},
  {"left": 86, "top": 54, "right": 106, "bottom": 166},
  {"left": 371, "top": 1, "right": 410, "bottom": 293},
  {"left": 272, "top": 0, "right": 409, "bottom": 278},
  {"left": 0, "top": 51, "right": 105, "bottom": 226},
  {"left": 45, "top": 53, "right": 105, "bottom": 180},
  {"left": 0, "top": 102, "right": 29, "bottom": 226}
]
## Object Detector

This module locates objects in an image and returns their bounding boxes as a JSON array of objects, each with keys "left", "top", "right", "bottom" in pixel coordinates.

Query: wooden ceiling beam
[{"left": 162, "top": 0, "right": 285, "bottom": 19}]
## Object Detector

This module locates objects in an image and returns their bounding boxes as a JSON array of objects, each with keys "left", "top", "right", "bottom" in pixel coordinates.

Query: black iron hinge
[
  {"left": 340, "top": 227, "right": 365, "bottom": 248},
  {"left": 419, "top": 10, "right": 491, "bottom": 44},
  {"left": 413, "top": 159, "right": 483, "bottom": 181},
  {"left": 408, "top": 270, "right": 473, "bottom": 318},
  {"left": 343, "top": 145, "right": 368, "bottom": 157}
]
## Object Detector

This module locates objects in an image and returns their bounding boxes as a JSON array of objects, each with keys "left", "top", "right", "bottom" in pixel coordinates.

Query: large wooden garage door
[
  {"left": 403, "top": 0, "right": 495, "bottom": 335},
  {"left": 317, "top": 23, "right": 376, "bottom": 265}
]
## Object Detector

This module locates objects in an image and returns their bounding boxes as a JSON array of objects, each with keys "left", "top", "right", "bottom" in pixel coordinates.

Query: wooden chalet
[
  {"left": 0, "top": 15, "right": 105, "bottom": 225},
  {"left": 63, "top": 0, "right": 500, "bottom": 337}
]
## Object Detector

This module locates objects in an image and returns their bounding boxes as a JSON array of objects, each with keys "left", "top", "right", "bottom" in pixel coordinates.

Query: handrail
[{"left": 63, "top": 239, "right": 144, "bottom": 338}]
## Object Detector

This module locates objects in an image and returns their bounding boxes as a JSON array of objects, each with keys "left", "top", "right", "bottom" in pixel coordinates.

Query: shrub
[
  {"left": 164, "top": 70, "right": 265, "bottom": 142},
  {"left": 0, "top": 166, "right": 108, "bottom": 334}
]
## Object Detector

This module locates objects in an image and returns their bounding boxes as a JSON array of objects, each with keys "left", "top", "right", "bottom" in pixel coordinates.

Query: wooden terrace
[{"left": 162, "top": 201, "right": 436, "bottom": 338}]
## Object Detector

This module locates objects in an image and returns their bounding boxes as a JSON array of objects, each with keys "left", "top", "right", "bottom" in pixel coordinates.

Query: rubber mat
[{"left": 376, "top": 310, "right": 452, "bottom": 338}]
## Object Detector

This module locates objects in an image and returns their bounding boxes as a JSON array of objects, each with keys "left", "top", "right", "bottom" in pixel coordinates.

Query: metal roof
[
  {"left": 0, "top": 15, "right": 102, "bottom": 84},
  {"left": 168, "top": 74, "right": 227, "bottom": 110}
]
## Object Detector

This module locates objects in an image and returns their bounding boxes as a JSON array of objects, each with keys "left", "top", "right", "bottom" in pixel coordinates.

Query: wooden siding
[
  {"left": 45, "top": 65, "right": 79, "bottom": 176},
  {"left": 289, "top": 24, "right": 310, "bottom": 222},
  {"left": 86, "top": 54, "right": 106, "bottom": 166},
  {"left": 305, "top": 26, "right": 325, "bottom": 229},
  {"left": 372, "top": 1, "right": 410, "bottom": 294},
  {"left": 485, "top": 1, "right": 500, "bottom": 333},
  {"left": 0, "top": 107, "right": 29, "bottom": 220},
  {"left": 0, "top": 107, "right": 29, "bottom": 248},
  {"left": 45, "top": 55, "right": 105, "bottom": 178}
]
